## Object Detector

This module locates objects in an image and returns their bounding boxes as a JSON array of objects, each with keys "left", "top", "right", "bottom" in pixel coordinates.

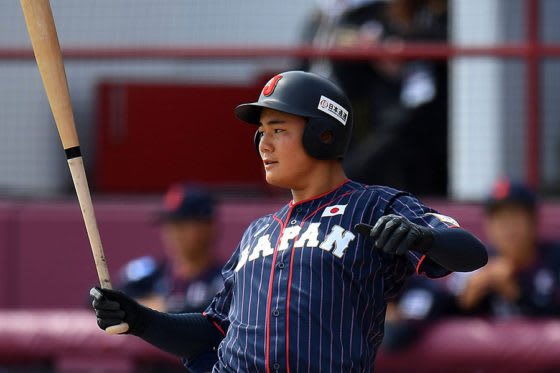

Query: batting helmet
[{"left": 234, "top": 71, "right": 353, "bottom": 160}]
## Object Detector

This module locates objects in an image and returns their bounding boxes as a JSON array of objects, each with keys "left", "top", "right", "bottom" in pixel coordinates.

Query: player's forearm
[
  {"left": 135, "top": 310, "right": 223, "bottom": 360},
  {"left": 426, "top": 228, "right": 488, "bottom": 272}
]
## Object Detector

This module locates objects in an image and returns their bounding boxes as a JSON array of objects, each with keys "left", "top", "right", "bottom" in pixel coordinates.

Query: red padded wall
[{"left": 0, "top": 203, "right": 18, "bottom": 308}]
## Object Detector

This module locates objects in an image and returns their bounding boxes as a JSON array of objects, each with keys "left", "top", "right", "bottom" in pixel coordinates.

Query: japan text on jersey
[{"left": 205, "top": 180, "right": 457, "bottom": 373}]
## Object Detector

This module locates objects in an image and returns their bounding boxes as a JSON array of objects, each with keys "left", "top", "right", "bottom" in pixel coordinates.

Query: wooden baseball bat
[{"left": 20, "top": 0, "right": 128, "bottom": 335}]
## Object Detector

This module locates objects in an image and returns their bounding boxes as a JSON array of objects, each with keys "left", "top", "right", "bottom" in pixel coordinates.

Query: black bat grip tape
[{"left": 65, "top": 146, "right": 81, "bottom": 159}]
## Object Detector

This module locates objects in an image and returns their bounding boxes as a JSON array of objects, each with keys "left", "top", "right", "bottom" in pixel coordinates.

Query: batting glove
[
  {"left": 355, "top": 214, "right": 434, "bottom": 255},
  {"left": 90, "top": 287, "right": 147, "bottom": 335}
]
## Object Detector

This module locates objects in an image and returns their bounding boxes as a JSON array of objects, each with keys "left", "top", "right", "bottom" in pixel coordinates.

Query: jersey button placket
[{"left": 268, "top": 209, "right": 296, "bottom": 371}]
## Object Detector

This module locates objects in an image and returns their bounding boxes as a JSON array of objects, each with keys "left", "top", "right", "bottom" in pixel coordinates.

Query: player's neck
[{"left": 290, "top": 162, "right": 347, "bottom": 204}]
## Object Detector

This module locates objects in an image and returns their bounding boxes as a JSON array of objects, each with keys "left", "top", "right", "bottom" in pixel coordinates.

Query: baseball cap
[
  {"left": 485, "top": 177, "right": 536, "bottom": 213},
  {"left": 156, "top": 183, "right": 215, "bottom": 222}
]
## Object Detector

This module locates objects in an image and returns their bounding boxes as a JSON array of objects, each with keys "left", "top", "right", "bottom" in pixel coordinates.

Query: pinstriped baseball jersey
[{"left": 204, "top": 179, "right": 458, "bottom": 372}]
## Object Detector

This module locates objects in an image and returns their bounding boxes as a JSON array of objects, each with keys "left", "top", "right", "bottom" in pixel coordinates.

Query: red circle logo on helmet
[
  {"left": 320, "top": 99, "right": 328, "bottom": 108},
  {"left": 262, "top": 74, "right": 283, "bottom": 96}
]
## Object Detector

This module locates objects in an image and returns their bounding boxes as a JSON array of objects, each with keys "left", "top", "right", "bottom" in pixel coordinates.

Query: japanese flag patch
[{"left": 322, "top": 204, "right": 347, "bottom": 217}]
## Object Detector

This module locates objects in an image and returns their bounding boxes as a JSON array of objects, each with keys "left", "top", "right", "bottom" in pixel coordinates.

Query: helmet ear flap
[
  {"left": 254, "top": 129, "right": 263, "bottom": 157},
  {"left": 302, "top": 118, "right": 348, "bottom": 160}
]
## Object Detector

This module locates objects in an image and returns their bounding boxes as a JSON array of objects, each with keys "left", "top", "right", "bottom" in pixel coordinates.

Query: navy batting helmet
[{"left": 234, "top": 71, "right": 353, "bottom": 160}]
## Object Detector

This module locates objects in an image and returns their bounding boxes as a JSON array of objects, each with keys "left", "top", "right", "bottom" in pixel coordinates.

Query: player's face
[
  {"left": 257, "top": 108, "right": 317, "bottom": 189},
  {"left": 484, "top": 204, "right": 537, "bottom": 263},
  {"left": 161, "top": 220, "right": 213, "bottom": 262}
]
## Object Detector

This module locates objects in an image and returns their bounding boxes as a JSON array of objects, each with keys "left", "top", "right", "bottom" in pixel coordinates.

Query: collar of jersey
[{"left": 289, "top": 179, "right": 351, "bottom": 207}]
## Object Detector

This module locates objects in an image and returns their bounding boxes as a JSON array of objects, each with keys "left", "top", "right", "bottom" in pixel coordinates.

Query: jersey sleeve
[
  {"left": 203, "top": 244, "right": 240, "bottom": 336},
  {"left": 382, "top": 252, "right": 416, "bottom": 300},
  {"left": 387, "top": 194, "right": 459, "bottom": 278}
]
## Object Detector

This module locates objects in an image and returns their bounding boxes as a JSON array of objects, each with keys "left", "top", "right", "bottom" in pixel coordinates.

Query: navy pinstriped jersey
[{"left": 204, "top": 180, "right": 458, "bottom": 372}]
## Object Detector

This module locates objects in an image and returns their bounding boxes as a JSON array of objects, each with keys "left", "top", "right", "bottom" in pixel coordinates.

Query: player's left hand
[
  {"left": 355, "top": 214, "right": 434, "bottom": 255},
  {"left": 90, "top": 287, "right": 145, "bottom": 335}
]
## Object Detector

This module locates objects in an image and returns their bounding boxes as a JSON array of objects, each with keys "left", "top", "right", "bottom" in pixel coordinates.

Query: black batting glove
[
  {"left": 90, "top": 287, "right": 148, "bottom": 336},
  {"left": 355, "top": 214, "right": 434, "bottom": 256}
]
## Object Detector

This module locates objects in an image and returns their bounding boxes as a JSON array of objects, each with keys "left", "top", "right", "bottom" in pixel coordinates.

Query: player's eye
[{"left": 274, "top": 129, "right": 285, "bottom": 134}]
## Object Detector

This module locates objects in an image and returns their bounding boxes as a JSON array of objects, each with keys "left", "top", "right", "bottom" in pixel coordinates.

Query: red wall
[
  {"left": 0, "top": 198, "right": 559, "bottom": 309},
  {"left": 0, "top": 198, "right": 285, "bottom": 308},
  {"left": 0, "top": 202, "right": 18, "bottom": 308}
]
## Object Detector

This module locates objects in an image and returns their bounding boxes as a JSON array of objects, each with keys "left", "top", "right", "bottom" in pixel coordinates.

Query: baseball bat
[{"left": 20, "top": 0, "right": 128, "bottom": 335}]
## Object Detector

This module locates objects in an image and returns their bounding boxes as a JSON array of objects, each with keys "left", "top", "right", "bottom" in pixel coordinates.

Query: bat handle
[{"left": 69, "top": 157, "right": 129, "bottom": 334}]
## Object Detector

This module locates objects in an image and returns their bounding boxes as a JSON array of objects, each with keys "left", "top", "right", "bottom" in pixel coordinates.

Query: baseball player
[
  {"left": 457, "top": 178, "right": 560, "bottom": 316},
  {"left": 91, "top": 71, "right": 487, "bottom": 372},
  {"left": 116, "top": 183, "right": 224, "bottom": 314}
]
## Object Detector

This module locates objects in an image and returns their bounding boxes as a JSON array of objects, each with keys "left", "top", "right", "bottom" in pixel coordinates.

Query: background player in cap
[
  {"left": 116, "top": 183, "right": 223, "bottom": 314},
  {"left": 457, "top": 177, "right": 560, "bottom": 316},
  {"left": 91, "top": 70, "right": 487, "bottom": 372}
]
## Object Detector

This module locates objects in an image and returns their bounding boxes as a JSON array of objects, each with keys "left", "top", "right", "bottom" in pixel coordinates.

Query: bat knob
[{"left": 106, "top": 322, "right": 130, "bottom": 335}]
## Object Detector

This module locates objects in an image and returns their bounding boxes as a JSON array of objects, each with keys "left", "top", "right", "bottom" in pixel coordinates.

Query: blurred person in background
[
  {"left": 381, "top": 176, "right": 560, "bottom": 353},
  {"left": 117, "top": 183, "right": 223, "bottom": 314},
  {"left": 303, "top": 0, "right": 449, "bottom": 196},
  {"left": 456, "top": 177, "right": 560, "bottom": 317}
]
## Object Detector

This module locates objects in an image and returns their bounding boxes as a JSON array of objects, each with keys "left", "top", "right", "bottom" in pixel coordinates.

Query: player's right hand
[{"left": 90, "top": 287, "right": 146, "bottom": 335}]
